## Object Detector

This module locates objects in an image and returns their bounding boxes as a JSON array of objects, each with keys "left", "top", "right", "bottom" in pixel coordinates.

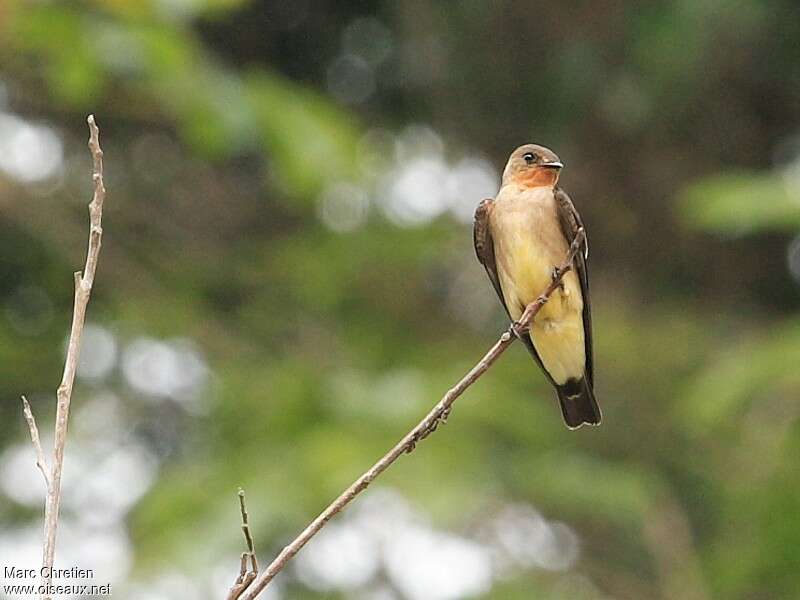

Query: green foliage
[{"left": 679, "top": 172, "right": 800, "bottom": 235}]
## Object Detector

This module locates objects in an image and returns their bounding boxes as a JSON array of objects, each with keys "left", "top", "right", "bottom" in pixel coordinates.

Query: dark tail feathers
[{"left": 557, "top": 378, "right": 601, "bottom": 429}]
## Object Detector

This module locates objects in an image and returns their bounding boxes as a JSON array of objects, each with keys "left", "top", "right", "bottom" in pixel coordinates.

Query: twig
[
  {"left": 22, "top": 115, "right": 106, "bottom": 599},
  {"left": 227, "top": 489, "right": 259, "bottom": 600},
  {"left": 240, "top": 229, "right": 587, "bottom": 599},
  {"left": 239, "top": 489, "right": 259, "bottom": 573},
  {"left": 21, "top": 396, "right": 50, "bottom": 488}
]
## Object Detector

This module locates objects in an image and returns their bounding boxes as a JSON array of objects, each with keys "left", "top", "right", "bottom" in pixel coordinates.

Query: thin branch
[
  {"left": 239, "top": 489, "right": 259, "bottom": 573},
  {"left": 33, "top": 115, "right": 106, "bottom": 599},
  {"left": 240, "top": 229, "right": 587, "bottom": 599},
  {"left": 226, "top": 554, "right": 255, "bottom": 600},
  {"left": 227, "top": 489, "right": 259, "bottom": 600},
  {"left": 21, "top": 396, "right": 50, "bottom": 488}
]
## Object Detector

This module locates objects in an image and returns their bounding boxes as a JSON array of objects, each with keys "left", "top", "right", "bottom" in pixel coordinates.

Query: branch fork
[
  {"left": 227, "top": 489, "right": 259, "bottom": 600},
  {"left": 22, "top": 115, "right": 106, "bottom": 600}
]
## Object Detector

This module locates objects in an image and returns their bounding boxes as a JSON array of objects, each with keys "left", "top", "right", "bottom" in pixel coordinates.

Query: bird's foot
[
  {"left": 510, "top": 322, "right": 529, "bottom": 338},
  {"left": 512, "top": 292, "right": 554, "bottom": 337},
  {"left": 551, "top": 266, "right": 566, "bottom": 291},
  {"left": 512, "top": 304, "right": 537, "bottom": 337}
]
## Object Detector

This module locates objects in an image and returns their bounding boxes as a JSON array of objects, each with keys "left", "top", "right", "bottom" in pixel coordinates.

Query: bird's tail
[{"left": 556, "top": 377, "right": 601, "bottom": 429}]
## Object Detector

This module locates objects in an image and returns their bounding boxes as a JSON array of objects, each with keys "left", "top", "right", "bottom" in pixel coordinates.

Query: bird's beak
[{"left": 541, "top": 161, "right": 564, "bottom": 169}]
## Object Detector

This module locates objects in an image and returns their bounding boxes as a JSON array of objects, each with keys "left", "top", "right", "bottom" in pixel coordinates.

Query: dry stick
[
  {"left": 21, "top": 396, "right": 50, "bottom": 488},
  {"left": 241, "top": 228, "right": 587, "bottom": 599},
  {"left": 227, "top": 489, "right": 259, "bottom": 600},
  {"left": 22, "top": 115, "right": 106, "bottom": 599},
  {"left": 239, "top": 489, "right": 259, "bottom": 573}
]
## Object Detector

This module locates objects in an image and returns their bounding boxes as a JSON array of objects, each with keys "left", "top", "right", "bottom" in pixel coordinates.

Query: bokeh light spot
[
  {"left": 0, "top": 113, "right": 63, "bottom": 183},
  {"left": 327, "top": 55, "right": 376, "bottom": 105}
]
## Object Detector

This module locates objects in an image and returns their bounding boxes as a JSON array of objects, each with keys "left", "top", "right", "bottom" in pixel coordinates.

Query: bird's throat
[{"left": 513, "top": 167, "right": 560, "bottom": 189}]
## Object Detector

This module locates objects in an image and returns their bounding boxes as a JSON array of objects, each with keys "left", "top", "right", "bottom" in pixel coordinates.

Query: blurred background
[{"left": 1, "top": 1, "right": 799, "bottom": 599}]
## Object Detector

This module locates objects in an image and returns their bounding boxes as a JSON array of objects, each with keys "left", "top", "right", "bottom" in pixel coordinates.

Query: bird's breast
[{"left": 490, "top": 186, "right": 582, "bottom": 321}]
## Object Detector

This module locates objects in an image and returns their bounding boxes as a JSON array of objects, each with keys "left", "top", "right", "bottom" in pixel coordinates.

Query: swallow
[{"left": 474, "top": 144, "right": 601, "bottom": 428}]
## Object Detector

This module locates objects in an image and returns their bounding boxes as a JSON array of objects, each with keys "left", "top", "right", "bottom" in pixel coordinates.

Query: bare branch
[
  {"left": 240, "top": 229, "right": 587, "bottom": 599},
  {"left": 239, "top": 489, "right": 259, "bottom": 573},
  {"left": 21, "top": 396, "right": 50, "bottom": 488},
  {"left": 31, "top": 115, "right": 106, "bottom": 599},
  {"left": 227, "top": 489, "right": 259, "bottom": 600}
]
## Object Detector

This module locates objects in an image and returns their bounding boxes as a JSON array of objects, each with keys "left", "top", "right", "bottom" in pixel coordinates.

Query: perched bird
[{"left": 473, "top": 144, "right": 601, "bottom": 428}]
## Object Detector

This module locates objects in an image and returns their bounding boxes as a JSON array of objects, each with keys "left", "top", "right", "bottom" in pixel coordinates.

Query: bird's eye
[{"left": 522, "top": 152, "right": 537, "bottom": 164}]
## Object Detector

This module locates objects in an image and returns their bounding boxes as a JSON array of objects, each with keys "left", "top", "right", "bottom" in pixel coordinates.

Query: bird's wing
[
  {"left": 473, "top": 199, "right": 507, "bottom": 312},
  {"left": 473, "top": 197, "right": 556, "bottom": 385},
  {"left": 554, "top": 187, "right": 593, "bottom": 385}
]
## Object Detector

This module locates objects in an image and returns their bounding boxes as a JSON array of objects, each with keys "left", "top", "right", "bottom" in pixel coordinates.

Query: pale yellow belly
[{"left": 491, "top": 189, "right": 586, "bottom": 384}]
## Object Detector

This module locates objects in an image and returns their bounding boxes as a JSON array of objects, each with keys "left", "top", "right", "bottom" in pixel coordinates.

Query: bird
[{"left": 473, "top": 144, "right": 601, "bottom": 428}]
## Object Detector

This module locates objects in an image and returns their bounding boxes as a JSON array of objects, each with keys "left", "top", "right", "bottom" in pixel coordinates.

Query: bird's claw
[
  {"left": 551, "top": 266, "right": 565, "bottom": 291},
  {"left": 511, "top": 305, "right": 536, "bottom": 336},
  {"left": 511, "top": 321, "right": 529, "bottom": 337}
]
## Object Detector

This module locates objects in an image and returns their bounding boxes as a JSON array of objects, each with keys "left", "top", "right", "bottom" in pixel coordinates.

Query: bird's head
[{"left": 502, "top": 144, "right": 563, "bottom": 188}]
